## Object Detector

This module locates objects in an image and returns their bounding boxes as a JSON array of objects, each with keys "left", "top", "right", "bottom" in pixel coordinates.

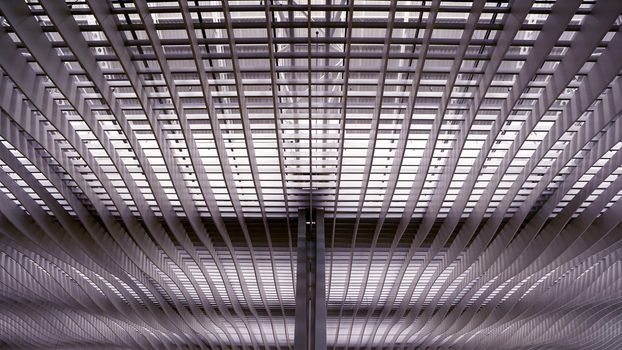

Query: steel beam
[{"left": 295, "top": 209, "right": 326, "bottom": 350}]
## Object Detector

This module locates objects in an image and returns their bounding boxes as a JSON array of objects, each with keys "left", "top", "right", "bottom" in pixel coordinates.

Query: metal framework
[{"left": 0, "top": 0, "right": 621, "bottom": 349}]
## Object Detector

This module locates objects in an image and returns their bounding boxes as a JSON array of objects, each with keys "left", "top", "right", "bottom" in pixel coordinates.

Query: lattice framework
[{"left": 0, "top": 0, "right": 622, "bottom": 349}]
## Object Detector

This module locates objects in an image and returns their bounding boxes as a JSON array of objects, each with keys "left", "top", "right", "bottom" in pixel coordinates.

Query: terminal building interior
[{"left": 0, "top": 0, "right": 622, "bottom": 349}]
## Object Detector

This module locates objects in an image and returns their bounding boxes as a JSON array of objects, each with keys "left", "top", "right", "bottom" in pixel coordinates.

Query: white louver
[{"left": 0, "top": 0, "right": 622, "bottom": 349}]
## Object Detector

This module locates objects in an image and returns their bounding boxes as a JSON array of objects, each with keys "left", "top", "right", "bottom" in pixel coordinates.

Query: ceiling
[{"left": 0, "top": 0, "right": 622, "bottom": 349}]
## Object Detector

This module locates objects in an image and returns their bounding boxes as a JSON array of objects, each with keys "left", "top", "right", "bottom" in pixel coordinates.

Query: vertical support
[
  {"left": 295, "top": 208, "right": 326, "bottom": 349},
  {"left": 314, "top": 209, "right": 326, "bottom": 350},
  {"left": 295, "top": 209, "right": 308, "bottom": 349}
]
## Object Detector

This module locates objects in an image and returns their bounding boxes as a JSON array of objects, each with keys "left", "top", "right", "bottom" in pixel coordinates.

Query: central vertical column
[
  {"left": 295, "top": 208, "right": 326, "bottom": 349},
  {"left": 313, "top": 209, "right": 326, "bottom": 350},
  {"left": 295, "top": 209, "right": 308, "bottom": 349}
]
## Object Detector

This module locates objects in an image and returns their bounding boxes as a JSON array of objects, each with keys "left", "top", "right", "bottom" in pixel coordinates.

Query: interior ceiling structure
[{"left": 0, "top": 0, "right": 622, "bottom": 349}]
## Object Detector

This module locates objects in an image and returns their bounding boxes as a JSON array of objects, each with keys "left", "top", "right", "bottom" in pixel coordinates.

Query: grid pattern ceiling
[{"left": 1, "top": 0, "right": 622, "bottom": 349}]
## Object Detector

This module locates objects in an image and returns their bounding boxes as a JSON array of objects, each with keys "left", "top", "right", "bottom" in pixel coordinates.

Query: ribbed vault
[{"left": 0, "top": 0, "right": 622, "bottom": 349}]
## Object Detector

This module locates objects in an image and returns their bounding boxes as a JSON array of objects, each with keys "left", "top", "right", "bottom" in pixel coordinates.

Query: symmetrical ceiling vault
[{"left": 0, "top": 0, "right": 622, "bottom": 349}]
